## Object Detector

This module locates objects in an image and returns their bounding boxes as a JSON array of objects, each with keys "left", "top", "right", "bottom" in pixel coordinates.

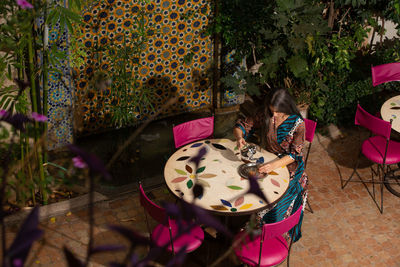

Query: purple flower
[
  {"left": 14, "top": 78, "right": 30, "bottom": 90},
  {"left": 180, "top": 200, "right": 232, "bottom": 238},
  {"left": 16, "top": 0, "right": 33, "bottom": 9},
  {"left": 1, "top": 113, "right": 32, "bottom": 132},
  {"left": 246, "top": 175, "right": 270, "bottom": 204},
  {"left": 165, "top": 246, "right": 188, "bottom": 267},
  {"left": 0, "top": 109, "right": 8, "bottom": 118},
  {"left": 31, "top": 112, "right": 47, "bottom": 122},
  {"left": 163, "top": 202, "right": 181, "bottom": 219},
  {"left": 189, "top": 147, "right": 208, "bottom": 167},
  {"left": 192, "top": 183, "right": 204, "bottom": 199},
  {"left": 72, "top": 156, "right": 88, "bottom": 169},
  {"left": 68, "top": 145, "right": 111, "bottom": 180},
  {"left": 108, "top": 225, "right": 150, "bottom": 247},
  {"left": 90, "top": 244, "right": 125, "bottom": 255},
  {"left": 63, "top": 247, "right": 84, "bottom": 267},
  {"left": 12, "top": 259, "right": 23, "bottom": 267},
  {"left": 6, "top": 207, "right": 43, "bottom": 266}
]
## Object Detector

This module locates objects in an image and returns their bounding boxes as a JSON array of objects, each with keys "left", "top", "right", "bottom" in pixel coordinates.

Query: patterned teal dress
[{"left": 236, "top": 113, "right": 308, "bottom": 242}]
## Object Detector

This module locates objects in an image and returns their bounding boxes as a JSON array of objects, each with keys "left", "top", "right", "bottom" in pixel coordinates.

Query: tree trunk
[
  {"left": 328, "top": 0, "right": 335, "bottom": 29},
  {"left": 212, "top": 0, "right": 221, "bottom": 112}
]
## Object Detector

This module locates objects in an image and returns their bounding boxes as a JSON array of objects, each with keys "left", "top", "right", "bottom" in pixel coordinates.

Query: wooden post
[{"left": 212, "top": 0, "right": 221, "bottom": 113}]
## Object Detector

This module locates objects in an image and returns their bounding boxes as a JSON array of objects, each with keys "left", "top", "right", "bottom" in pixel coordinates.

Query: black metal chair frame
[
  {"left": 251, "top": 191, "right": 306, "bottom": 267},
  {"left": 340, "top": 114, "right": 399, "bottom": 214},
  {"left": 304, "top": 119, "right": 317, "bottom": 214}
]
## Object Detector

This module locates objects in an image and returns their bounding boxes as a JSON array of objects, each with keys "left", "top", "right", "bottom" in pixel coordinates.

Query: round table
[
  {"left": 380, "top": 96, "right": 400, "bottom": 198},
  {"left": 164, "top": 138, "right": 290, "bottom": 215},
  {"left": 381, "top": 95, "right": 400, "bottom": 133}
]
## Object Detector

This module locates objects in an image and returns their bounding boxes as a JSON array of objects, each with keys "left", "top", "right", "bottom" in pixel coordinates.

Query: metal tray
[{"left": 237, "top": 163, "right": 267, "bottom": 179}]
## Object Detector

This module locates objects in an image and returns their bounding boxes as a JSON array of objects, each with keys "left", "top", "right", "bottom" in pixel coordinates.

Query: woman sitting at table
[{"left": 233, "top": 88, "right": 307, "bottom": 242}]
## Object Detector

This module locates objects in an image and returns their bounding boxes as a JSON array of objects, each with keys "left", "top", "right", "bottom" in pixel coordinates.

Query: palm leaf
[{"left": 0, "top": 86, "right": 18, "bottom": 110}]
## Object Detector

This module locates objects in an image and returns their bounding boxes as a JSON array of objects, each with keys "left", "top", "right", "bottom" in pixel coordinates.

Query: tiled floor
[{"left": 4, "top": 127, "right": 400, "bottom": 266}]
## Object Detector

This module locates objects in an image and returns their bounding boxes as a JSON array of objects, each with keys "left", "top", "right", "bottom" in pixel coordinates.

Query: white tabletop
[
  {"left": 164, "top": 139, "right": 290, "bottom": 215},
  {"left": 381, "top": 95, "right": 400, "bottom": 133}
]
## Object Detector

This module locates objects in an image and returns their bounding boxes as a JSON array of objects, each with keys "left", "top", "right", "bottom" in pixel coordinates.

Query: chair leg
[
  {"left": 371, "top": 165, "right": 376, "bottom": 200},
  {"left": 206, "top": 242, "right": 210, "bottom": 267},
  {"left": 342, "top": 168, "right": 361, "bottom": 189},
  {"left": 342, "top": 150, "right": 362, "bottom": 189},
  {"left": 343, "top": 162, "right": 385, "bottom": 213},
  {"left": 363, "top": 164, "right": 384, "bottom": 214},
  {"left": 379, "top": 166, "right": 386, "bottom": 214},
  {"left": 374, "top": 164, "right": 384, "bottom": 214},
  {"left": 286, "top": 233, "right": 295, "bottom": 267},
  {"left": 380, "top": 179, "right": 384, "bottom": 214},
  {"left": 305, "top": 199, "right": 314, "bottom": 214},
  {"left": 384, "top": 165, "right": 400, "bottom": 197}
]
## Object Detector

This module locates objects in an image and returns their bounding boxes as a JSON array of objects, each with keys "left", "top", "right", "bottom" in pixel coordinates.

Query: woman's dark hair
[
  {"left": 261, "top": 88, "right": 302, "bottom": 145},
  {"left": 265, "top": 88, "right": 301, "bottom": 118}
]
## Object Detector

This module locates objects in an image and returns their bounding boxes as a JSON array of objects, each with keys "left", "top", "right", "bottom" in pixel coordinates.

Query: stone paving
[{"left": 3, "top": 127, "right": 400, "bottom": 266}]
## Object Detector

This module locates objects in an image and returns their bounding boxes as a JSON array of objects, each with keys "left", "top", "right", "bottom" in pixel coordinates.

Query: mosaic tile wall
[
  {"left": 75, "top": 0, "right": 213, "bottom": 135},
  {"left": 45, "top": 0, "right": 74, "bottom": 150},
  {"left": 221, "top": 50, "right": 246, "bottom": 107}
]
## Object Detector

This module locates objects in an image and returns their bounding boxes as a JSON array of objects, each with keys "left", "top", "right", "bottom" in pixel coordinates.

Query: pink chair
[
  {"left": 173, "top": 116, "right": 214, "bottom": 148},
  {"left": 139, "top": 183, "right": 204, "bottom": 254},
  {"left": 304, "top": 118, "right": 317, "bottom": 166},
  {"left": 304, "top": 118, "right": 317, "bottom": 213},
  {"left": 341, "top": 104, "right": 400, "bottom": 213},
  {"left": 371, "top": 62, "right": 400, "bottom": 87},
  {"left": 233, "top": 196, "right": 305, "bottom": 267}
]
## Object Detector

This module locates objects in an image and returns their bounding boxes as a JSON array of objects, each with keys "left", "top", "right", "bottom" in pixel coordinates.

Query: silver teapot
[{"left": 240, "top": 144, "right": 257, "bottom": 161}]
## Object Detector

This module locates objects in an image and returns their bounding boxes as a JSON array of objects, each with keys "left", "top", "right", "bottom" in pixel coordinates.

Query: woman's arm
[
  {"left": 233, "top": 110, "right": 263, "bottom": 149},
  {"left": 258, "top": 155, "right": 294, "bottom": 174},
  {"left": 233, "top": 126, "right": 247, "bottom": 150},
  {"left": 258, "top": 118, "right": 305, "bottom": 174}
]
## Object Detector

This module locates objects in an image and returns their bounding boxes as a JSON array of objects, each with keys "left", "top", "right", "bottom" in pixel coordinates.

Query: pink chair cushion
[
  {"left": 139, "top": 184, "right": 167, "bottom": 225},
  {"left": 173, "top": 116, "right": 214, "bottom": 148},
  {"left": 152, "top": 220, "right": 204, "bottom": 253},
  {"left": 304, "top": 118, "right": 317, "bottom": 143},
  {"left": 371, "top": 62, "right": 400, "bottom": 87},
  {"left": 355, "top": 104, "right": 392, "bottom": 139},
  {"left": 362, "top": 136, "right": 400, "bottom": 164},
  {"left": 234, "top": 231, "right": 288, "bottom": 267}
]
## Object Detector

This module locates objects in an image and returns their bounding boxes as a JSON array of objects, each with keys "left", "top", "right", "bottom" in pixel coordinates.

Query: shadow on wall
[
  {"left": 170, "top": 67, "right": 213, "bottom": 114},
  {"left": 73, "top": 70, "right": 212, "bottom": 136},
  {"left": 75, "top": 73, "right": 216, "bottom": 189}
]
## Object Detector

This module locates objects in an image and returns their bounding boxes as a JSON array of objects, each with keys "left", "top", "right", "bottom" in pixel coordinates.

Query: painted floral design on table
[
  {"left": 390, "top": 99, "right": 400, "bottom": 107},
  {"left": 389, "top": 101, "right": 400, "bottom": 119},
  {"left": 171, "top": 164, "right": 216, "bottom": 190},
  {"left": 165, "top": 139, "right": 290, "bottom": 213},
  {"left": 210, "top": 196, "right": 262, "bottom": 212}
]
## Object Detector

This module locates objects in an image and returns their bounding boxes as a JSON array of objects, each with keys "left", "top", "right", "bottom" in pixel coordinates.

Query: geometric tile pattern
[
  {"left": 221, "top": 50, "right": 245, "bottom": 107},
  {"left": 75, "top": 0, "right": 213, "bottom": 134},
  {"left": 45, "top": 0, "right": 74, "bottom": 150}
]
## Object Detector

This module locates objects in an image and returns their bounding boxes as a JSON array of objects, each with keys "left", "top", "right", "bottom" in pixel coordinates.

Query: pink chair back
[
  {"left": 173, "top": 116, "right": 214, "bottom": 148},
  {"left": 371, "top": 62, "right": 400, "bottom": 86},
  {"left": 304, "top": 118, "right": 317, "bottom": 143},
  {"left": 139, "top": 184, "right": 168, "bottom": 226},
  {"left": 262, "top": 204, "right": 303, "bottom": 241},
  {"left": 355, "top": 104, "right": 391, "bottom": 139}
]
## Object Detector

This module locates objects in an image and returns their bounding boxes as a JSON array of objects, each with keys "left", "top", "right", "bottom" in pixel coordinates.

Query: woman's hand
[
  {"left": 258, "top": 155, "right": 294, "bottom": 174},
  {"left": 258, "top": 163, "right": 276, "bottom": 174},
  {"left": 237, "top": 137, "right": 246, "bottom": 150},
  {"left": 233, "top": 127, "right": 246, "bottom": 150},
  {"left": 258, "top": 161, "right": 280, "bottom": 174}
]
